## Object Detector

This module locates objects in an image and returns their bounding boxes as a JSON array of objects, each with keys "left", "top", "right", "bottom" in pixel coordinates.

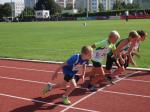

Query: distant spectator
[{"left": 125, "top": 10, "right": 129, "bottom": 22}]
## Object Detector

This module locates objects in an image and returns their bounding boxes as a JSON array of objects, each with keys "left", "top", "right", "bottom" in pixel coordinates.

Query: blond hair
[
  {"left": 129, "top": 30, "right": 140, "bottom": 38},
  {"left": 109, "top": 30, "right": 120, "bottom": 39},
  {"left": 81, "top": 46, "right": 93, "bottom": 54}
]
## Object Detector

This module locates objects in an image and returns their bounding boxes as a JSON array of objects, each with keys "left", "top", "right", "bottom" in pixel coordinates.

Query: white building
[
  {"left": 24, "top": 0, "right": 38, "bottom": 8},
  {"left": 99, "top": 0, "right": 115, "bottom": 11},
  {"left": 55, "top": 0, "right": 66, "bottom": 8},
  {"left": 75, "top": 0, "right": 99, "bottom": 13},
  {"left": 55, "top": 0, "right": 76, "bottom": 9},
  {"left": 75, "top": 0, "right": 87, "bottom": 12},
  {"left": 35, "top": 10, "right": 50, "bottom": 19},
  {"left": 89, "top": 0, "right": 99, "bottom": 12},
  {"left": 123, "top": 0, "right": 133, "bottom": 4},
  {"left": 7, "top": 0, "right": 25, "bottom": 17}
]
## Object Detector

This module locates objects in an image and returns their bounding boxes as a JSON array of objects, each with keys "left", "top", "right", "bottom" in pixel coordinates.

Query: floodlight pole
[
  {"left": 86, "top": 0, "right": 89, "bottom": 20},
  {"left": 11, "top": 0, "right": 13, "bottom": 21}
]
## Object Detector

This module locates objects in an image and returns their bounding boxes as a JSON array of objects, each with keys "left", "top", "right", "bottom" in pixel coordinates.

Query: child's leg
[
  {"left": 63, "top": 78, "right": 77, "bottom": 97},
  {"left": 85, "top": 67, "right": 96, "bottom": 81},
  {"left": 43, "top": 80, "right": 68, "bottom": 95},
  {"left": 43, "top": 74, "right": 71, "bottom": 95},
  {"left": 111, "top": 57, "right": 129, "bottom": 77},
  {"left": 90, "top": 67, "right": 105, "bottom": 85},
  {"left": 111, "top": 66, "right": 125, "bottom": 77},
  {"left": 53, "top": 80, "right": 68, "bottom": 89},
  {"left": 62, "top": 78, "right": 77, "bottom": 105},
  {"left": 105, "top": 55, "right": 114, "bottom": 74}
]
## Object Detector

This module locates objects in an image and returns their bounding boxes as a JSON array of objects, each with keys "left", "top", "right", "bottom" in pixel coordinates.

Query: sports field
[{"left": 0, "top": 19, "right": 150, "bottom": 68}]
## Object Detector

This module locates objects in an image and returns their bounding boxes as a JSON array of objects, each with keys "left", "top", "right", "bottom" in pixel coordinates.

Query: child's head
[
  {"left": 81, "top": 46, "right": 93, "bottom": 60},
  {"left": 137, "top": 30, "right": 147, "bottom": 41},
  {"left": 108, "top": 30, "right": 120, "bottom": 44},
  {"left": 128, "top": 30, "right": 140, "bottom": 43}
]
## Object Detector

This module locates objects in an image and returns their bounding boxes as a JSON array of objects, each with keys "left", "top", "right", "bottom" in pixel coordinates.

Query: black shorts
[
  {"left": 106, "top": 55, "right": 129, "bottom": 70},
  {"left": 106, "top": 55, "right": 116, "bottom": 70},
  {"left": 91, "top": 60, "right": 102, "bottom": 67},
  {"left": 64, "top": 75, "right": 80, "bottom": 82}
]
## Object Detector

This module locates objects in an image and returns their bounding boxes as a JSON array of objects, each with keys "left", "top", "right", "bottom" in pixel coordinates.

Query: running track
[{"left": 0, "top": 59, "right": 150, "bottom": 112}]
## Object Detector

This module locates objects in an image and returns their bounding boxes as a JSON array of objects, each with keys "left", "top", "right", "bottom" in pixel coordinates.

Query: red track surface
[{"left": 0, "top": 59, "right": 150, "bottom": 112}]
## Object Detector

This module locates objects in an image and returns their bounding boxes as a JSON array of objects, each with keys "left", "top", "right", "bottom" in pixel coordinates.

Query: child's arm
[
  {"left": 114, "top": 40, "right": 128, "bottom": 64},
  {"left": 128, "top": 53, "right": 137, "bottom": 66},
  {"left": 132, "top": 52, "right": 140, "bottom": 58},
  {"left": 127, "top": 42, "right": 137, "bottom": 66},
  {"left": 81, "top": 64, "right": 87, "bottom": 83},
  {"left": 51, "top": 62, "right": 67, "bottom": 80}
]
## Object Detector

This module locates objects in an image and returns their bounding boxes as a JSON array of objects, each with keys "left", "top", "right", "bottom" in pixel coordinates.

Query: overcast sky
[{"left": 0, "top": 0, "right": 24, "bottom": 4}]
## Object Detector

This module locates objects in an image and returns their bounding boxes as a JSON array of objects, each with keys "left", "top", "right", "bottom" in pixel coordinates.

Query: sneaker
[
  {"left": 62, "top": 96, "right": 71, "bottom": 105},
  {"left": 43, "top": 83, "right": 53, "bottom": 95},
  {"left": 104, "top": 76, "right": 115, "bottom": 85},
  {"left": 88, "top": 85, "right": 97, "bottom": 92}
]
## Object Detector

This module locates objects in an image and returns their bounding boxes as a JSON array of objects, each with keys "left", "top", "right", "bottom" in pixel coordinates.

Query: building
[
  {"left": 89, "top": 0, "right": 99, "bottom": 12},
  {"left": 24, "top": 0, "right": 38, "bottom": 8},
  {"left": 123, "top": 0, "right": 133, "bottom": 4},
  {"left": 0, "top": 0, "right": 25, "bottom": 17},
  {"left": 55, "top": 0, "right": 76, "bottom": 9},
  {"left": 99, "top": 0, "right": 115, "bottom": 11},
  {"left": 7, "top": 0, "right": 25, "bottom": 17},
  {"left": 75, "top": 0, "right": 87, "bottom": 12},
  {"left": 35, "top": 10, "right": 50, "bottom": 19},
  {"left": 75, "top": 0, "right": 99, "bottom": 13},
  {"left": 55, "top": 0, "right": 66, "bottom": 8}
]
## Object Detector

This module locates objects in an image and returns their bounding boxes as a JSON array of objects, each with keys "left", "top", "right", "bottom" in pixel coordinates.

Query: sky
[{"left": 0, "top": 0, "right": 24, "bottom": 4}]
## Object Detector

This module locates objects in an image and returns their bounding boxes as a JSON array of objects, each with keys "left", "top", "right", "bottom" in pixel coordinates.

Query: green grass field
[{"left": 0, "top": 19, "right": 150, "bottom": 68}]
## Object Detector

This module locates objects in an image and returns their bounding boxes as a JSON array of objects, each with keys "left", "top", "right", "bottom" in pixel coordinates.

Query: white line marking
[
  {"left": 1, "top": 57, "right": 150, "bottom": 71},
  {"left": 101, "top": 90, "right": 150, "bottom": 98},
  {"left": 0, "top": 93, "right": 99, "bottom": 112},
  {"left": 0, "top": 65, "right": 80, "bottom": 75},
  {"left": 60, "top": 71, "right": 141, "bottom": 112},
  {"left": 0, "top": 65, "right": 56, "bottom": 73},
  {"left": 0, "top": 76, "right": 48, "bottom": 85},
  {"left": 123, "top": 79, "right": 150, "bottom": 83}
]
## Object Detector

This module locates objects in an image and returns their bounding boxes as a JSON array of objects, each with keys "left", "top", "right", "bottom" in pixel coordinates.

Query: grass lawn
[{"left": 0, "top": 19, "right": 150, "bottom": 68}]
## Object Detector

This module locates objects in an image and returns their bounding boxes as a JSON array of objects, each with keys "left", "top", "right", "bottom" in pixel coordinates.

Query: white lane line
[
  {"left": 101, "top": 90, "right": 150, "bottom": 98},
  {"left": 0, "top": 65, "right": 80, "bottom": 75},
  {"left": 0, "top": 65, "right": 57, "bottom": 73},
  {"left": 0, "top": 93, "right": 99, "bottom": 112},
  {"left": 1, "top": 57, "right": 150, "bottom": 71},
  {"left": 0, "top": 76, "right": 49, "bottom": 85},
  {"left": 60, "top": 71, "right": 141, "bottom": 112},
  {"left": 0, "top": 65, "right": 149, "bottom": 84},
  {"left": 123, "top": 79, "right": 150, "bottom": 83}
]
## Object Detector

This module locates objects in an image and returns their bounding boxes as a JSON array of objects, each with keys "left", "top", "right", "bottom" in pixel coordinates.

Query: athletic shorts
[
  {"left": 91, "top": 60, "right": 102, "bottom": 67},
  {"left": 106, "top": 55, "right": 129, "bottom": 70},
  {"left": 64, "top": 75, "right": 80, "bottom": 82}
]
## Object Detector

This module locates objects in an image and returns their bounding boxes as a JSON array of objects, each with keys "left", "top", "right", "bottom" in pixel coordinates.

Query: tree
[
  {"left": 99, "top": 3, "right": 104, "bottom": 12},
  {"left": 35, "top": 0, "right": 62, "bottom": 15},
  {"left": 113, "top": 1, "right": 124, "bottom": 10},
  {"left": 21, "top": 8, "right": 34, "bottom": 16},
  {"left": 65, "top": 3, "right": 73, "bottom": 10},
  {"left": 0, "top": 3, "right": 11, "bottom": 18},
  {"left": 113, "top": 1, "right": 140, "bottom": 10}
]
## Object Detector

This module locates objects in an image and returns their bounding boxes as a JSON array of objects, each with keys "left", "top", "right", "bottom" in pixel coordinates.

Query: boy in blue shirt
[{"left": 43, "top": 46, "right": 93, "bottom": 105}]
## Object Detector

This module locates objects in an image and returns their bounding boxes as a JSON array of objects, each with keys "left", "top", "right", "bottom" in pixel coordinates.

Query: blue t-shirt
[{"left": 63, "top": 54, "right": 89, "bottom": 77}]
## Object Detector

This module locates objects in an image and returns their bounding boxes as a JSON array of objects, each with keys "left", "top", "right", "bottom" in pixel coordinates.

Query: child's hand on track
[{"left": 82, "top": 75, "right": 85, "bottom": 83}]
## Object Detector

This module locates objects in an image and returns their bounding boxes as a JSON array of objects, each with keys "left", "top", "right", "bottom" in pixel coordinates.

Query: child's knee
[{"left": 70, "top": 79, "right": 77, "bottom": 88}]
